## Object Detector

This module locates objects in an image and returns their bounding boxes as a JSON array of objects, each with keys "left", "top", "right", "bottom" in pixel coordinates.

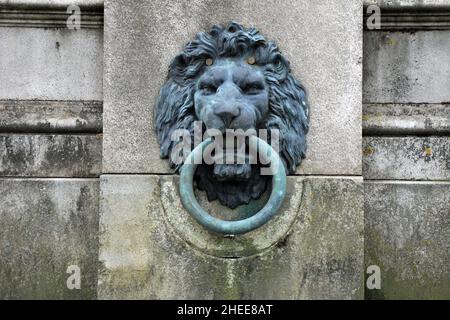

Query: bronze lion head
[{"left": 155, "top": 22, "right": 309, "bottom": 208}]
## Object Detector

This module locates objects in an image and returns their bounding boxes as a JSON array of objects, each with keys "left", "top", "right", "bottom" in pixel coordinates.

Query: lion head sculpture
[{"left": 155, "top": 22, "right": 309, "bottom": 209}]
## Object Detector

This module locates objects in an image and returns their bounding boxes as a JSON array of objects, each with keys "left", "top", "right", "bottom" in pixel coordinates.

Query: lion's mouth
[
  {"left": 213, "top": 162, "right": 252, "bottom": 181},
  {"left": 210, "top": 134, "right": 253, "bottom": 181}
]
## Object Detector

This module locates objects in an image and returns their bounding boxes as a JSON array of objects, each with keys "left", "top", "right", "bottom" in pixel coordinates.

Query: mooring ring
[{"left": 179, "top": 135, "right": 286, "bottom": 235}]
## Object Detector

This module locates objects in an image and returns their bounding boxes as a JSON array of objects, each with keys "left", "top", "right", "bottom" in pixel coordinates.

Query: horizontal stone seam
[
  {"left": 363, "top": 102, "right": 450, "bottom": 106},
  {"left": 364, "top": 27, "right": 450, "bottom": 31},
  {"left": 0, "top": 177, "right": 99, "bottom": 180},
  {"left": 0, "top": 99, "right": 103, "bottom": 103},
  {"left": 0, "top": 175, "right": 102, "bottom": 178},
  {"left": 364, "top": 102, "right": 450, "bottom": 105},
  {"left": 364, "top": 179, "right": 450, "bottom": 183},
  {"left": 0, "top": 129, "right": 103, "bottom": 134},
  {"left": 290, "top": 174, "right": 363, "bottom": 178},
  {"left": 363, "top": 132, "right": 450, "bottom": 137},
  {"left": 99, "top": 173, "right": 364, "bottom": 178},
  {"left": 0, "top": 133, "right": 103, "bottom": 137}
]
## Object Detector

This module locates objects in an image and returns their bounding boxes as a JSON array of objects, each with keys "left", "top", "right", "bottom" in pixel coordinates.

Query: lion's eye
[
  {"left": 200, "top": 84, "right": 217, "bottom": 95},
  {"left": 242, "top": 83, "right": 263, "bottom": 95}
]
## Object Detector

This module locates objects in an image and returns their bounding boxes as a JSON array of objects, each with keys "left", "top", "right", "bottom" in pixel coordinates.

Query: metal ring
[{"left": 179, "top": 135, "right": 286, "bottom": 235}]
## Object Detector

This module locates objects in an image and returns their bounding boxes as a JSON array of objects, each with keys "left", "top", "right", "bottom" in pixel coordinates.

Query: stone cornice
[
  {"left": 0, "top": 0, "right": 103, "bottom": 28},
  {"left": 364, "top": 0, "right": 450, "bottom": 11},
  {"left": 364, "top": 1, "right": 450, "bottom": 30},
  {"left": 0, "top": 0, "right": 103, "bottom": 10}
]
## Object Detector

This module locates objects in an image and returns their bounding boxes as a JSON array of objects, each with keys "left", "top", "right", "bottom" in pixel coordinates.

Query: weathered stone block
[
  {"left": 0, "top": 178, "right": 99, "bottom": 299},
  {"left": 363, "top": 31, "right": 450, "bottom": 103},
  {"left": 363, "top": 136, "right": 450, "bottom": 180},
  {"left": 365, "top": 181, "right": 450, "bottom": 299},
  {"left": 103, "top": 0, "right": 362, "bottom": 175},
  {"left": 98, "top": 175, "right": 364, "bottom": 299},
  {"left": 0, "top": 27, "right": 103, "bottom": 100},
  {"left": 0, "top": 134, "right": 102, "bottom": 177}
]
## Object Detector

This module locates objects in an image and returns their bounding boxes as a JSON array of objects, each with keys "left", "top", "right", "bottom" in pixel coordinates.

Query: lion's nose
[{"left": 215, "top": 107, "right": 240, "bottom": 127}]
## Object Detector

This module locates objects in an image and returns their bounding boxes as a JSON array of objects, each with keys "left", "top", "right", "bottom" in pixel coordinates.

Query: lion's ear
[
  {"left": 266, "top": 74, "right": 309, "bottom": 174},
  {"left": 154, "top": 80, "right": 195, "bottom": 166},
  {"left": 270, "top": 53, "right": 289, "bottom": 81},
  {"left": 169, "top": 51, "right": 211, "bottom": 85},
  {"left": 169, "top": 53, "right": 189, "bottom": 84}
]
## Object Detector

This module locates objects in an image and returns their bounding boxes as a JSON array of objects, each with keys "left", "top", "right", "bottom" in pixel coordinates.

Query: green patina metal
[{"left": 179, "top": 136, "right": 286, "bottom": 235}]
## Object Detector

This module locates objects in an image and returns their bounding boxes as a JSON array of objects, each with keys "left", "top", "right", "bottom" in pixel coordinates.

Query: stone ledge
[
  {"left": 363, "top": 103, "right": 450, "bottom": 135},
  {"left": 0, "top": 100, "right": 103, "bottom": 133}
]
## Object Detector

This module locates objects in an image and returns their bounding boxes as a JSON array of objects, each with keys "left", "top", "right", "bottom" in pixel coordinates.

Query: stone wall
[
  {"left": 0, "top": 0, "right": 448, "bottom": 300},
  {"left": 363, "top": 0, "right": 450, "bottom": 299},
  {"left": 0, "top": 0, "right": 103, "bottom": 299}
]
